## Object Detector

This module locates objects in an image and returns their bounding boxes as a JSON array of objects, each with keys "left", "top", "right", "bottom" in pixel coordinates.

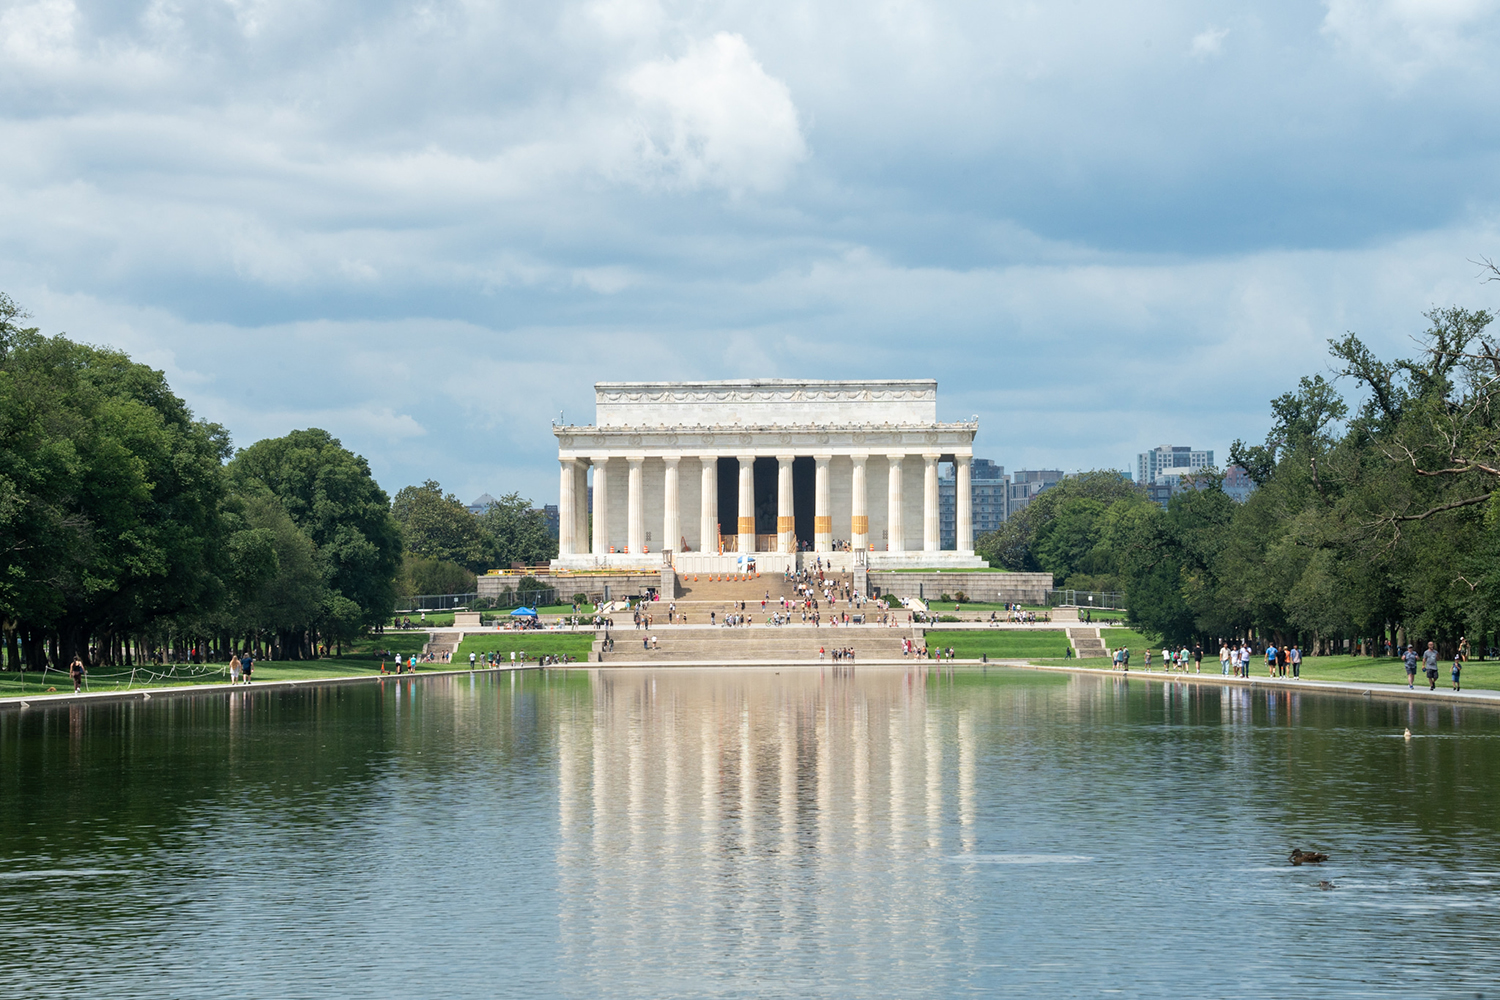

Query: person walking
[
  {"left": 1423, "top": 641, "right": 1439, "bottom": 691},
  {"left": 1290, "top": 644, "right": 1301, "bottom": 679},
  {"left": 1193, "top": 644, "right": 1203, "bottom": 674},
  {"left": 242, "top": 649, "right": 254, "bottom": 683},
  {"left": 69, "top": 655, "right": 86, "bottom": 693},
  {"left": 1404, "top": 645, "right": 1418, "bottom": 688},
  {"left": 1220, "top": 644, "right": 1230, "bottom": 676},
  {"left": 1265, "top": 642, "right": 1278, "bottom": 678},
  {"left": 1452, "top": 652, "right": 1462, "bottom": 691},
  {"left": 229, "top": 653, "right": 242, "bottom": 685}
]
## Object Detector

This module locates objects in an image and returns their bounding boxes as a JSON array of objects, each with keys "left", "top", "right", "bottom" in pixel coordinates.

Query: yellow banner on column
[
  {"left": 814, "top": 516, "right": 832, "bottom": 533},
  {"left": 851, "top": 515, "right": 869, "bottom": 534},
  {"left": 737, "top": 517, "right": 755, "bottom": 534},
  {"left": 777, "top": 516, "right": 794, "bottom": 533}
]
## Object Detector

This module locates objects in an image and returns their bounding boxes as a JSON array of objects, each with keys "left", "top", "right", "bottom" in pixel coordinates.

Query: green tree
[
  {"left": 476, "top": 492, "right": 558, "bottom": 568},
  {"left": 976, "top": 470, "right": 1143, "bottom": 574},
  {"left": 0, "top": 307, "right": 230, "bottom": 666},
  {"left": 228, "top": 429, "right": 402, "bottom": 629},
  {"left": 391, "top": 480, "right": 490, "bottom": 569}
]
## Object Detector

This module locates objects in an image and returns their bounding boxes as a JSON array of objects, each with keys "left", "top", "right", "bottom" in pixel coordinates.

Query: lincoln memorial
[{"left": 552, "top": 379, "right": 987, "bottom": 572}]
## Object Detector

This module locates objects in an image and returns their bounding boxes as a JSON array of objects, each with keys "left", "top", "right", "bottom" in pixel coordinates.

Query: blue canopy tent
[{"left": 510, "top": 607, "right": 539, "bottom": 617}]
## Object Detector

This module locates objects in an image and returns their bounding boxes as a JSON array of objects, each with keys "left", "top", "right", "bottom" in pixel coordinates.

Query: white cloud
[
  {"left": 1322, "top": 0, "right": 1500, "bottom": 82},
  {"left": 0, "top": 0, "right": 78, "bottom": 66},
  {"left": 1190, "top": 27, "right": 1229, "bottom": 57},
  {"left": 619, "top": 32, "right": 806, "bottom": 193}
]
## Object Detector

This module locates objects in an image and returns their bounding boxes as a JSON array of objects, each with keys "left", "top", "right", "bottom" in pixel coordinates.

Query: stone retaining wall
[
  {"left": 479, "top": 572, "right": 661, "bottom": 603},
  {"left": 868, "top": 571, "right": 1052, "bottom": 605}
]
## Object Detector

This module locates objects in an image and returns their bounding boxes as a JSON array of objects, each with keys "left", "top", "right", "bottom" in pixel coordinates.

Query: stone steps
[
  {"left": 595, "top": 626, "right": 913, "bottom": 662},
  {"left": 1067, "top": 626, "right": 1107, "bottom": 658}
]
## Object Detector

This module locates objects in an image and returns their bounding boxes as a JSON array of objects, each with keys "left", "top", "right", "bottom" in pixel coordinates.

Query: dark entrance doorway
[
  {"left": 716, "top": 458, "right": 739, "bottom": 539},
  {"left": 792, "top": 456, "right": 814, "bottom": 548},
  {"left": 753, "top": 457, "right": 777, "bottom": 534}
]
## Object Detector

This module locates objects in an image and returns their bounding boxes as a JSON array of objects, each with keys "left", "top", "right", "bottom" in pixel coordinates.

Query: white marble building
[{"left": 552, "top": 380, "right": 987, "bottom": 572}]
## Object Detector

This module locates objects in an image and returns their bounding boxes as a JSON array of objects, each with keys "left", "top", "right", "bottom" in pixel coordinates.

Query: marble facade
[{"left": 552, "top": 380, "right": 987, "bottom": 571}]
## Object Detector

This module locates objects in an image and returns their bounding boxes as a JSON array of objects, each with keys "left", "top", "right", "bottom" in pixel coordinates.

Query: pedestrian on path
[
  {"left": 1404, "top": 645, "right": 1418, "bottom": 688},
  {"left": 1424, "top": 642, "right": 1440, "bottom": 690},
  {"left": 1290, "top": 644, "right": 1301, "bottom": 679},
  {"left": 1453, "top": 653, "right": 1462, "bottom": 691},
  {"left": 242, "top": 649, "right": 254, "bottom": 683},
  {"left": 69, "top": 655, "right": 86, "bottom": 693},
  {"left": 229, "top": 653, "right": 242, "bottom": 685}
]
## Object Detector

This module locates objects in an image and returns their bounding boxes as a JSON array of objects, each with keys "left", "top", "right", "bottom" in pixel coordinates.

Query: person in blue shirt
[
  {"left": 1265, "top": 643, "right": 1278, "bottom": 678},
  {"left": 1403, "top": 645, "right": 1418, "bottom": 689}
]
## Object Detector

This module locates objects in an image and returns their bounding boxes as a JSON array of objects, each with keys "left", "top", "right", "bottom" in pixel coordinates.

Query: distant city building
[
  {"left": 1136, "top": 445, "right": 1213, "bottom": 486},
  {"left": 940, "top": 459, "right": 1007, "bottom": 547},
  {"left": 1007, "top": 469, "right": 1064, "bottom": 519},
  {"left": 540, "top": 504, "right": 559, "bottom": 538},
  {"left": 467, "top": 492, "right": 498, "bottom": 515},
  {"left": 1222, "top": 464, "right": 1255, "bottom": 504}
]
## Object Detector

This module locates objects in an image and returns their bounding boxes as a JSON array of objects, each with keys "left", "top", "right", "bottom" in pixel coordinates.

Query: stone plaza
[{"left": 552, "top": 379, "right": 988, "bottom": 573}]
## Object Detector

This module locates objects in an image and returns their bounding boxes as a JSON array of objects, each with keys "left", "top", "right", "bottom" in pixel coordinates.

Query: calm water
[{"left": 3, "top": 668, "right": 1499, "bottom": 999}]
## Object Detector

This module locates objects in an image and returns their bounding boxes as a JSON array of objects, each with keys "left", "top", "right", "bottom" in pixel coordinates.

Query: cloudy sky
[{"left": 4, "top": 0, "right": 1500, "bottom": 504}]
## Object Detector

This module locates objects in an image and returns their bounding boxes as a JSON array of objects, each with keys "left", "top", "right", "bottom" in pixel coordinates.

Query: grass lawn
[
  {"left": 0, "top": 653, "right": 462, "bottom": 697},
  {"left": 390, "top": 611, "right": 454, "bottom": 627},
  {"left": 1100, "top": 628, "right": 1160, "bottom": 652},
  {"left": 922, "top": 629, "right": 1075, "bottom": 660},
  {"left": 1017, "top": 651, "right": 1500, "bottom": 693},
  {"left": 453, "top": 632, "right": 596, "bottom": 662}
]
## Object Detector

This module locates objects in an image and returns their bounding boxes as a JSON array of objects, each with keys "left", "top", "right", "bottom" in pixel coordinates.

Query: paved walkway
[
  {"left": 0, "top": 665, "right": 532, "bottom": 712},
  {"left": 6, "top": 658, "right": 1497, "bottom": 712}
]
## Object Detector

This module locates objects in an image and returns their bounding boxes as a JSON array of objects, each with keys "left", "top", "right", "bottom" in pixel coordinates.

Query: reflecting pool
[{"left": 4, "top": 667, "right": 1500, "bottom": 998}]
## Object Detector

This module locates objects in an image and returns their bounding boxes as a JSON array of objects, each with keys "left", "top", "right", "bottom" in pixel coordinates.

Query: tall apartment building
[
  {"left": 939, "top": 459, "right": 1007, "bottom": 547},
  {"left": 1007, "top": 469, "right": 1065, "bottom": 519},
  {"left": 1137, "top": 445, "right": 1213, "bottom": 485}
]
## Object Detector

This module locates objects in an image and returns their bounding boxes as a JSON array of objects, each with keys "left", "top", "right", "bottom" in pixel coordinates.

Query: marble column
[
  {"left": 956, "top": 455, "right": 973, "bottom": 553},
  {"left": 700, "top": 457, "right": 718, "bottom": 554},
  {"left": 777, "top": 455, "right": 795, "bottom": 554},
  {"left": 886, "top": 454, "right": 905, "bottom": 552},
  {"left": 850, "top": 454, "right": 869, "bottom": 551},
  {"left": 591, "top": 457, "right": 610, "bottom": 555},
  {"left": 627, "top": 456, "right": 645, "bottom": 554},
  {"left": 574, "top": 461, "right": 590, "bottom": 553},
  {"left": 663, "top": 456, "right": 680, "bottom": 556},
  {"left": 558, "top": 458, "right": 577, "bottom": 556},
  {"left": 923, "top": 453, "right": 940, "bottom": 552},
  {"left": 813, "top": 454, "right": 832, "bottom": 552},
  {"left": 737, "top": 455, "right": 756, "bottom": 554}
]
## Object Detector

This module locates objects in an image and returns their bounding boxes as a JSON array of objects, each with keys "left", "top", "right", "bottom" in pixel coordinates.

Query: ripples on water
[{"left": 3, "top": 668, "right": 1499, "bottom": 998}]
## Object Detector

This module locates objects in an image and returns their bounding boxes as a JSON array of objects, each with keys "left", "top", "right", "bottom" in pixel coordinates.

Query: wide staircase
[
  {"left": 596, "top": 624, "right": 912, "bottom": 662},
  {"left": 1068, "top": 627, "right": 1107, "bottom": 659},
  {"left": 591, "top": 569, "right": 904, "bottom": 662}
]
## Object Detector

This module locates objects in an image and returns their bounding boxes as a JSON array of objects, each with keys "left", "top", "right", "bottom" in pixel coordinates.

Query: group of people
[
  {"left": 1404, "top": 641, "right": 1462, "bottom": 691},
  {"left": 818, "top": 646, "right": 857, "bottom": 662},
  {"left": 227, "top": 651, "right": 256, "bottom": 684}
]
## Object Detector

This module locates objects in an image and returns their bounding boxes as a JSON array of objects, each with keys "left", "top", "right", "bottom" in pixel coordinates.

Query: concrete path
[{"left": 0, "top": 665, "right": 533, "bottom": 712}]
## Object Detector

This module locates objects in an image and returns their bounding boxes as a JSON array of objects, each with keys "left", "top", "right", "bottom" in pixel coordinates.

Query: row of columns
[{"left": 558, "top": 454, "right": 973, "bottom": 556}]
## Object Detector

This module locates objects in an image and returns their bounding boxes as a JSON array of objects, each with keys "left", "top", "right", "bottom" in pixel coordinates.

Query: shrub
[
  {"left": 939, "top": 592, "right": 952, "bottom": 602},
  {"left": 953, "top": 591, "right": 967, "bottom": 603},
  {"left": 572, "top": 592, "right": 589, "bottom": 605}
]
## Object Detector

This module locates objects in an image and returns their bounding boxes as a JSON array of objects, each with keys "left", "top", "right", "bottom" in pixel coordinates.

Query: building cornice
[
  {"left": 593, "top": 379, "right": 936, "bottom": 405},
  {"left": 554, "top": 421, "right": 978, "bottom": 458}
]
